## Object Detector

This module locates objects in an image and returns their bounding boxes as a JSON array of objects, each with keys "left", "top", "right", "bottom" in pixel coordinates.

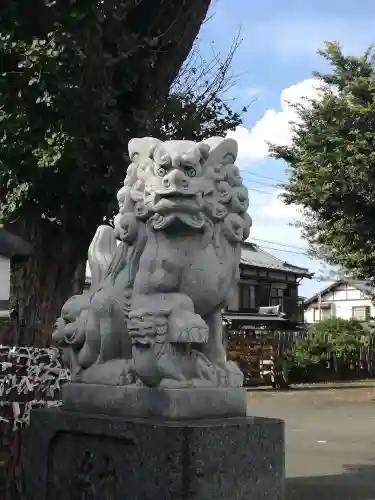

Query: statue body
[{"left": 54, "top": 136, "right": 251, "bottom": 391}]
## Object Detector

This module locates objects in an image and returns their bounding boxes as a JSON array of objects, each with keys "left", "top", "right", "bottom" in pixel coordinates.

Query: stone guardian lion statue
[{"left": 53, "top": 136, "right": 251, "bottom": 389}]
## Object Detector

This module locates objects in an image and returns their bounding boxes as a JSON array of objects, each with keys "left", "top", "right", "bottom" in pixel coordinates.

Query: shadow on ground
[
  {"left": 289, "top": 384, "right": 375, "bottom": 392},
  {"left": 287, "top": 464, "right": 375, "bottom": 500},
  {"left": 248, "top": 382, "right": 375, "bottom": 393}
]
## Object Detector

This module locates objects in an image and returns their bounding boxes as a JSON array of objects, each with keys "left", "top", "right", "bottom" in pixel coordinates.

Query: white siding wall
[
  {"left": 0, "top": 255, "right": 10, "bottom": 301},
  {"left": 304, "top": 284, "right": 375, "bottom": 323},
  {"left": 304, "top": 307, "right": 315, "bottom": 324}
]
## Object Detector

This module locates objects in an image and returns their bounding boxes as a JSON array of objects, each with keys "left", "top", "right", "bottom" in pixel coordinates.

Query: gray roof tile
[
  {"left": 240, "top": 242, "right": 312, "bottom": 277},
  {"left": 0, "top": 229, "right": 32, "bottom": 259},
  {"left": 305, "top": 279, "right": 375, "bottom": 306}
]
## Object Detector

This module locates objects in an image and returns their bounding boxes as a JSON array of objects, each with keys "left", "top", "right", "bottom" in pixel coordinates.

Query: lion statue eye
[
  {"left": 157, "top": 167, "right": 167, "bottom": 177},
  {"left": 223, "top": 153, "right": 235, "bottom": 165},
  {"left": 185, "top": 167, "right": 197, "bottom": 177}
]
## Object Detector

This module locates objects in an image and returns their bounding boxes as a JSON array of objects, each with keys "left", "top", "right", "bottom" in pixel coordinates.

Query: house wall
[
  {"left": 0, "top": 255, "right": 10, "bottom": 301},
  {"left": 228, "top": 271, "right": 296, "bottom": 312},
  {"left": 304, "top": 283, "right": 375, "bottom": 323}
]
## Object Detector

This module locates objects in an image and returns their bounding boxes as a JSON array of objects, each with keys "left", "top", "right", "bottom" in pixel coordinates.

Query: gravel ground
[{"left": 248, "top": 382, "right": 375, "bottom": 500}]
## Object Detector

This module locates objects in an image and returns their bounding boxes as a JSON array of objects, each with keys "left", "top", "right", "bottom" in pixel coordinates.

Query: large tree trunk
[
  {"left": 130, "top": 0, "right": 212, "bottom": 105},
  {"left": 1, "top": 218, "right": 89, "bottom": 348}
]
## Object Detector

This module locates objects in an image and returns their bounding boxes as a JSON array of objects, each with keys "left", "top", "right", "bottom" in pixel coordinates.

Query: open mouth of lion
[{"left": 153, "top": 191, "right": 201, "bottom": 213}]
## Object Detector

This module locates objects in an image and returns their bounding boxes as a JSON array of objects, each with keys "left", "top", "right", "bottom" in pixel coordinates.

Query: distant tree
[{"left": 270, "top": 41, "right": 375, "bottom": 281}]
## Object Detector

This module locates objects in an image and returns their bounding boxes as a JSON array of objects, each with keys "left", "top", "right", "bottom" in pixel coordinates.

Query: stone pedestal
[
  {"left": 62, "top": 383, "right": 247, "bottom": 419},
  {"left": 27, "top": 408, "right": 285, "bottom": 500}
]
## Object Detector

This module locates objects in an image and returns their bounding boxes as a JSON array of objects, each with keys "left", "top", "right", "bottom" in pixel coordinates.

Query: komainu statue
[{"left": 54, "top": 136, "right": 251, "bottom": 391}]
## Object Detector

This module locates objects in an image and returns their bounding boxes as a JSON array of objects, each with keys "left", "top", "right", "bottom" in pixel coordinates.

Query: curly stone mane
[{"left": 114, "top": 137, "right": 251, "bottom": 245}]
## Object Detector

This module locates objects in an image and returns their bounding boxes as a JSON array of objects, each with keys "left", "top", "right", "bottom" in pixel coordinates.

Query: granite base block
[
  {"left": 62, "top": 383, "right": 247, "bottom": 419},
  {"left": 27, "top": 408, "right": 285, "bottom": 500}
]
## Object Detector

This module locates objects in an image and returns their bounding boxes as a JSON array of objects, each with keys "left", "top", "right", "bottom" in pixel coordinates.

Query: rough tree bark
[
  {"left": 1, "top": 218, "right": 89, "bottom": 348},
  {"left": 130, "top": 0, "right": 212, "bottom": 104},
  {"left": 2, "top": 0, "right": 212, "bottom": 349}
]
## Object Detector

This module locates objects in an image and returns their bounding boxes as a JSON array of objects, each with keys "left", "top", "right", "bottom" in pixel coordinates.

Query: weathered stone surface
[
  {"left": 62, "top": 383, "right": 247, "bottom": 419},
  {"left": 27, "top": 408, "right": 285, "bottom": 500},
  {"left": 52, "top": 136, "right": 251, "bottom": 396}
]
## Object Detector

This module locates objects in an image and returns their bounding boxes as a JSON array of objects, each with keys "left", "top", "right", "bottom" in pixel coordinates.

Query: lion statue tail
[{"left": 87, "top": 225, "right": 118, "bottom": 289}]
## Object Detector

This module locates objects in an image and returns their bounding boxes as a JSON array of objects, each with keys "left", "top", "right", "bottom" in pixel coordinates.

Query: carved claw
[{"left": 168, "top": 311, "right": 209, "bottom": 344}]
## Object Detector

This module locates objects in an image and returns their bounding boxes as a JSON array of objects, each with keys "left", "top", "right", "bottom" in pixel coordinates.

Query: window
[
  {"left": 0, "top": 299, "right": 9, "bottom": 311},
  {"left": 257, "top": 285, "right": 271, "bottom": 307},
  {"left": 284, "top": 285, "right": 292, "bottom": 297},
  {"left": 352, "top": 306, "right": 370, "bottom": 321},
  {"left": 272, "top": 288, "right": 284, "bottom": 299},
  {"left": 313, "top": 306, "right": 331, "bottom": 322},
  {"left": 284, "top": 285, "right": 297, "bottom": 299},
  {"left": 321, "top": 308, "right": 331, "bottom": 320},
  {"left": 239, "top": 284, "right": 256, "bottom": 310},
  {"left": 313, "top": 308, "right": 320, "bottom": 322}
]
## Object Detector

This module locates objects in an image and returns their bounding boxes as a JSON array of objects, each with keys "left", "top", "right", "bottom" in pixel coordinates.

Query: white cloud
[
  {"left": 227, "top": 78, "right": 321, "bottom": 168},
  {"left": 256, "top": 189, "right": 302, "bottom": 223}
]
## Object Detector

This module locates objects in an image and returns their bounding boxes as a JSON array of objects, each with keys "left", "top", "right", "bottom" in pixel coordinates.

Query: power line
[
  {"left": 242, "top": 178, "right": 281, "bottom": 189},
  {"left": 239, "top": 169, "right": 284, "bottom": 184},
  {"left": 250, "top": 241, "right": 363, "bottom": 289},
  {"left": 240, "top": 174, "right": 279, "bottom": 188},
  {"left": 245, "top": 180, "right": 287, "bottom": 195},
  {"left": 255, "top": 244, "right": 309, "bottom": 256},
  {"left": 309, "top": 276, "right": 339, "bottom": 281},
  {"left": 250, "top": 237, "right": 308, "bottom": 251},
  {"left": 249, "top": 241, "right": 347, "bottom": 284},
  {"left": 247, "top": 187, "right": 275, "bottom": 196}
]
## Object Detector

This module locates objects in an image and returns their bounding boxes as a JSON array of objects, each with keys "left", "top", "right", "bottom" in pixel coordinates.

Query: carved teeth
[
  {"left": 134, "top": 343, "right": 151, "bottom": 350},
  {"left": 133, "top": 337, "right": 152, "bottom": 346}
]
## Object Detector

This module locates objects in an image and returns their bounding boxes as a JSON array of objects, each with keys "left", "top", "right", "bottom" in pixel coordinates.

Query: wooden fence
[
  {"left": 227, "top": 327, "right": 375, "bottom": 386},
  {"left": 227, "top": 329, "right": 304, "bottom": 386}
]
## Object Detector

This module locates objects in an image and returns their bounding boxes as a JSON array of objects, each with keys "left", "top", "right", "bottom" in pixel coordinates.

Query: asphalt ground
[{"left": 248, "top": 382, "right": 375, "bottom": 500}]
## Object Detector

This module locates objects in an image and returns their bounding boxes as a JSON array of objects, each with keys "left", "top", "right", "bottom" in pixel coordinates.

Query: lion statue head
[{"left": 114, "top": 136, "right": 251, "bottom": 244}]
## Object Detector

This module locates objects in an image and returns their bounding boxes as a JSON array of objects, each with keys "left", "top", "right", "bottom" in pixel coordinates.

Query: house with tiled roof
[
  {"left": 223, "top": 241, "right": 313, "bottom": 328},
  {"left": 304, "top": 279, "right": 375, "bottom": 324},
  {"left": 0, "top": 229, "right": 32, "bottom": 318},
  {"left": 222, "top": 241, "right": 312, "bottom": 387}
]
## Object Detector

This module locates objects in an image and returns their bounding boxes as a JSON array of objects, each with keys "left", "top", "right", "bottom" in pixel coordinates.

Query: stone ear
[
  {"left": 200, "top": 137, "right": 238, "bottom": 166},
  {"left": 128, "top": 137, "right": 161, "bottom": 162},
  {"left": 152, "top": 145, "right": 171, "bottom": 166},
  {"left": 197, "top": 143, "right": 211, "bottom": 160}
]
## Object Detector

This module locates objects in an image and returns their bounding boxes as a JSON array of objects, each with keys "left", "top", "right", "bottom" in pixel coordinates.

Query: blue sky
[{"left": 198, "top": 0, "right": 375, "bottom": 297}]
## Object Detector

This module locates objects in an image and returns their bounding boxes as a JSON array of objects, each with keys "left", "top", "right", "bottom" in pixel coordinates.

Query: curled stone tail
[{"left": 88, "top": 225, "right": 118, "bottom": 288}]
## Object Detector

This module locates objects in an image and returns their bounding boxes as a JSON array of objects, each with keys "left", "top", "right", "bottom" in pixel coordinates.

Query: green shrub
[{"left": 289, "top": 318, "right": 372, "bottom": 369}]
